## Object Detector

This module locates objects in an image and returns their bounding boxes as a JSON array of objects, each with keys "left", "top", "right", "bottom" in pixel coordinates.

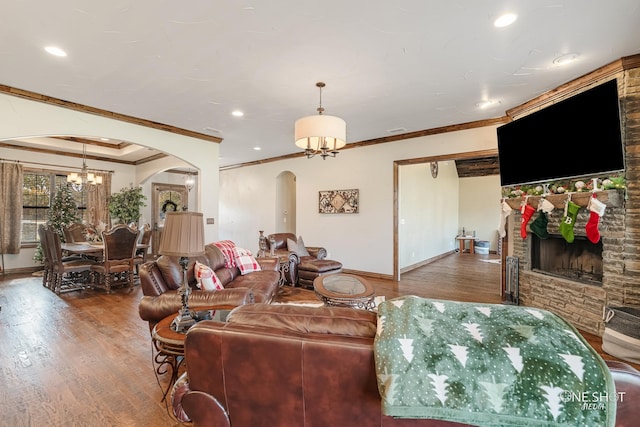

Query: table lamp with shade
[{"left": 157, "top": 211, "right": 205, "bottom": 333}]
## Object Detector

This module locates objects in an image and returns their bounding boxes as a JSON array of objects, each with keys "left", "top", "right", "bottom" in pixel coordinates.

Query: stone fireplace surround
[
  {"left": 503, "top": 57, "right": 640, "bottom": 336},
  {"left": 506, "top": 190, "right": 625, "bottom": 335}
]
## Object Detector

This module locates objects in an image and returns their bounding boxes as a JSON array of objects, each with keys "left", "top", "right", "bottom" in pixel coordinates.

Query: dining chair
[
  {"left": 134, "top": 223, "right": 152, "bottom": 276},
  {"left": 38, "top": 224, "right": 54, "bottom": 290},
  {"left": 46, "top": 227, "right": 97, "bottom": 295},
  {"left": 62, "top": 222, "right": 87, "bottom": 243},
  {"left": 91, "top": 224, "right": 140, "bottom": 294}
]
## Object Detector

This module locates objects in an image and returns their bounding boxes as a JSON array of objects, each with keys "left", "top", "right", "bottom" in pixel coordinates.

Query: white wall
[
  {"left": 458, "top": 175, "right": 503, "bottom": 251},
  {"left": 219, "top": 125, "right": 499, "bottom": 277},
  {"left": 0, "top": 93, "right": 219, "bottom": 270},
  {"left": 0, "top": 92, "right": 501, "bottom": 275},
  {"left": 398, "top": 161, "right": 459, "bottom": 268}
]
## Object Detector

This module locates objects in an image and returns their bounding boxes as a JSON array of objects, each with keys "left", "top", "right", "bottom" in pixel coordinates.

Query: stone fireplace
[
  {"left": 502, "top": 58, "right": 640, "bottom": 336},
  {"left": 506, "top": 190, "right": 626, "bottom": 335}
]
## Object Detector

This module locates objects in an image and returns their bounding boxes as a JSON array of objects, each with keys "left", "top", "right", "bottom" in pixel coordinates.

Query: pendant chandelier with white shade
[{"left": 294, "top": 82, "right": 346, "bottom": 160}]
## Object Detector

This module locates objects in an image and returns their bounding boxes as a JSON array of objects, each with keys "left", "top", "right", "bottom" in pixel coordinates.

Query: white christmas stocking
[{"left": 498, "top": 200, "right": 513, "bottom": 238}]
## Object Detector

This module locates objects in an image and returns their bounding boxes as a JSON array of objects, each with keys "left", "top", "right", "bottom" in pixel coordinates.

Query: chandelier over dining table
[{"left": 67, "top": 143, "right": 103, "bottom": 192}]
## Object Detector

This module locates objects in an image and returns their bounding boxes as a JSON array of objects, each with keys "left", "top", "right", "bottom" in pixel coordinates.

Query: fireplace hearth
[{"left": 531, "top": 234, "right": 603, "bottom": 286}]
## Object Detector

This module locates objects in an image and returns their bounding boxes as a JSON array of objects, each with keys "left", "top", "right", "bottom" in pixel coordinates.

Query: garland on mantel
[
  {"left": 501, "top": 174, "right": 626, "bottom": 198},
  {"left": 498, "top": 174, "right": 626, "bottom": 244}
]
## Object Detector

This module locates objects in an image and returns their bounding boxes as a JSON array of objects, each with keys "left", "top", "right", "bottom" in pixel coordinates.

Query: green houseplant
[{"left": 108, "top": 185, "right": 147, "bottom": 225}]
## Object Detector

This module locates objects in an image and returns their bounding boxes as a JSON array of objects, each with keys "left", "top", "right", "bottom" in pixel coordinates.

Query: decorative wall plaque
[{"left": 319, "top": 189, "right": 359, "bottom": 214}]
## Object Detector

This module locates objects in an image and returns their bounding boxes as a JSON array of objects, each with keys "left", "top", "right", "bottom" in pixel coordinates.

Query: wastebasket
[{"left": 475, "top": 240, "right": 489, "bottom": 254}]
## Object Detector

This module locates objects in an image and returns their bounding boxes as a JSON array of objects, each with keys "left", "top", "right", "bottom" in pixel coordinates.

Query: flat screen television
[{"left": 497, "top": 79, "right": 624, "bottom": 187}]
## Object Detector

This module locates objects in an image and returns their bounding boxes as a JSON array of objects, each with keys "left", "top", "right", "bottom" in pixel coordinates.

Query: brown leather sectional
[
  {"left": 173, "top": 304, "right": 640, "bottom": 426},
  {"left": 138, "top": 243, "right": 280, "bottom": 330}
]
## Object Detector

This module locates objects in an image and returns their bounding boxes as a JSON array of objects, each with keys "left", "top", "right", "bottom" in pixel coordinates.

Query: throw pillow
[
  {"left": 213, "top": 240, "right": 237, "bottom": 268},
  {"left": 194, "top": 261, "right": 224, "bottom": 291},
  {"left": 233, "top": 247, "right": 262, "bottom": 275},
  {"left": 287, "top": 235, "right": 310, "bottom": 257}
]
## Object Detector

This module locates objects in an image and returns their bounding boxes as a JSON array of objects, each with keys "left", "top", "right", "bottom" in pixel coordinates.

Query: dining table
[
  {"left": 61, "top": 241, "right": 150, "bottom": 258},
  {"left": 61, "top": 241, "right": 105, "bottom": 256},
  {"left": 60, "top": 241, "right": 150, "bottom": 291}
]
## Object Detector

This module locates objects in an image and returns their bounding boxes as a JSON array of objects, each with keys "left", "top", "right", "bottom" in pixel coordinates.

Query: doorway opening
[{"left": 151, "top": 183, "right": 188, "bottom": 257}]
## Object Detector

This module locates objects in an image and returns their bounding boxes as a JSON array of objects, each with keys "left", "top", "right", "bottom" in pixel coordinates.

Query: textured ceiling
[{"left": 1, "top": 1, "right": 640, "bottom": 167}]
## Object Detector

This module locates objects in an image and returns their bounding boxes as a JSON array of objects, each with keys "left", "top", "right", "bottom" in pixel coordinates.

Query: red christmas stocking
[
  {"left": 520, "top": 203, "right": 536, "bottom": 239},
  {"left": 586, "top": 194, "right": 607, "bottom": 244},
  {"left": 585, "top": 211, "right": 601, "bottom": 243}
]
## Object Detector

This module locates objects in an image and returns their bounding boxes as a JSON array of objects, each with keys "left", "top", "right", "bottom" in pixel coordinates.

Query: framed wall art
[{"left": 319, "top": 189, "right": 359, "bottom": 214}]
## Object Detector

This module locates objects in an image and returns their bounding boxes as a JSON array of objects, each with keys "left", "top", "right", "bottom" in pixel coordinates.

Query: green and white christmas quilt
[{"left": 374, "top": 296, "right": 616, "bottom": 426}]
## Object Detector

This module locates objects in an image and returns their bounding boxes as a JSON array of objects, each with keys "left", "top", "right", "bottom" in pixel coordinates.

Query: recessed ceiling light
[
  {"left": 253, "top": 146, "right": 261, "bottom": 151},
  {"left": 494, "top": 13, "right": 517, "bottom": 28},
  {"left": 553, "top": 53, "right": 580, "bottom": 66},
  {"left": 476, "top": 99, "right": 501, "bottom": 109},
  {"left": 44, "top": 46, "right": 67, "bottom": 57},
  {"left": 232, "top": 110, "right": 244, "bottom": 117}
]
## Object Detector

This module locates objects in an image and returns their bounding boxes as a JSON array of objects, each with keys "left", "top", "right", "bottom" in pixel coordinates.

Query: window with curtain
[{"left": 21, "top": 171, "right": 87, "bottom": 244}]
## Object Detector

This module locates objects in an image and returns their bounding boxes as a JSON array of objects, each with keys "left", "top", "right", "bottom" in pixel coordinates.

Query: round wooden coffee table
[{"left": 313, "top": 273, "right": 376, "bottom": 310}]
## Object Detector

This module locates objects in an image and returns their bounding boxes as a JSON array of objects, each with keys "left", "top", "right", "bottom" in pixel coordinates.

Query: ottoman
[{"left": 297, "top": 258, "right": 343, "bottom": 289}]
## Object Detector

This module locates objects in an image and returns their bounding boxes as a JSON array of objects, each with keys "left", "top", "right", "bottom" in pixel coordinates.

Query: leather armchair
[{"left": 266, "top": 233, "right": 329, "bottom": 286}]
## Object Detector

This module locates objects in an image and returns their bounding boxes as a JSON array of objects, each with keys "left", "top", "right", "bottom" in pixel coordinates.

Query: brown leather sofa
[
  {"left": 138, "top": 243, "right": 280, "bottom": 330},
  {"left": 173, "top": 304, "right": 640, "bottom": 427},
  {"left": 267, "top": 232, "right": 342, "bottom": 288}
]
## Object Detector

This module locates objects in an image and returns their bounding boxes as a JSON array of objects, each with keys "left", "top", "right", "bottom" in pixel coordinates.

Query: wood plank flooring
[
  {"left": 368, "top": 254, "right": 503, "bottom": 304},
  {"left": 0, "top": 253, "right": 635, "bottom": 426},
  {"left": 0, "top": 274, "right": 181, "bottom": 427}
]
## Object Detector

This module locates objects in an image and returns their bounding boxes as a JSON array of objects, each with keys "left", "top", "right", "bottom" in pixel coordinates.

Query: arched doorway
[
  {"left": 150, "top": 182, "right": 189, "bottom": 256},
  {"left": 275, "top": 171, "right": 296, "bottom": 233}
]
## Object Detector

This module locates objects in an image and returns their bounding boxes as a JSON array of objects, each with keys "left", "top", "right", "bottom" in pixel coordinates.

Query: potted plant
[{"left": 108, "top": 185, "right": 147, "bottom": 226}]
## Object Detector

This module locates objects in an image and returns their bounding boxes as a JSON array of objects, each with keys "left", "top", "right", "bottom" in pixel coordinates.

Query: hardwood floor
[
  {"left": 372, "top": 254, "right": 503, "bottom": 304},
  {"left": 0, "top": 253, "right": 635, "bottom": 426},
  {"left": 0, "top": 274, "right": 182, "bottom": 427}
]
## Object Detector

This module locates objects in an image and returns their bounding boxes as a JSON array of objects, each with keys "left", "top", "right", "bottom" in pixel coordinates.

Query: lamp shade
[
  {"left": 158, "top": 211, "right": 205, "bottom": 257},
  {"left": 294, "top": 114, "right": 346, "bottom": 150}
]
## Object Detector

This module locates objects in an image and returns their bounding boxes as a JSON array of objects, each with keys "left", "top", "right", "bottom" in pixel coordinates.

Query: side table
[
  {"left": 152, "top": 313, "right": 187, "bottom": 402},
  {"left": 151, "top": 308, "right": 215, "bottom": 401},
  {"left": 257, "top": 256, "right": 290, "bottom": 286},
  {"left": 456, "top": 236, "right": 477, "bottom": 254}
]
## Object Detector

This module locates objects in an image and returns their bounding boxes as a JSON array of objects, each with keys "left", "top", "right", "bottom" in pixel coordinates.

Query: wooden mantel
[{"left": 503, "top": 189, "right": 624, "bottom": 211}]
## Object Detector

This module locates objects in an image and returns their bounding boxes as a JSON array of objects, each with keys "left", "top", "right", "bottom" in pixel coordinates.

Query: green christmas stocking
[
  {"left": 560, "top": 200, "right": 580, "bottom": 243},
  {"left": 530, "top": 212, "right": 549, "bottom": 239}
]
